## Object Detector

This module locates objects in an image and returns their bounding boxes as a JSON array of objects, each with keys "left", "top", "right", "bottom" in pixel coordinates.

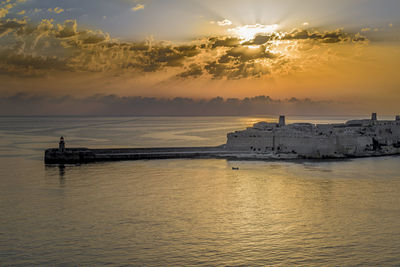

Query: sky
[{"left": 0, "top": 0, "right": 400, "bottom": 115}]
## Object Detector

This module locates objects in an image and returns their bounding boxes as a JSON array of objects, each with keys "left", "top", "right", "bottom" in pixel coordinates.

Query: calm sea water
[{"left": 1, "top": 116, "right": 400, "bottom": 266}]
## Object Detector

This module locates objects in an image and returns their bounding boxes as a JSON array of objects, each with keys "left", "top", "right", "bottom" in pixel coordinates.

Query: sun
[{"left": 228, "top": 24, "right": 279, "bottom": 41}]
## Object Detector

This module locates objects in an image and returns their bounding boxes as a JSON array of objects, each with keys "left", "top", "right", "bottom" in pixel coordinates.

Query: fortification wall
[
  {"left": 275, "top": 135, "right": 338, "bottom": 157},
  {"left": 226, "top": 131, "right": 274, "bottom": 152},
  {"left": 335, "top": 136, "right": 372, "bottom": 156},
  {"left": 226, "top": 130, "right": 377, "bottom": 158}
]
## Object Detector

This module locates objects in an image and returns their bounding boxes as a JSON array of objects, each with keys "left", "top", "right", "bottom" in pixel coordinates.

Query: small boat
[{"left": 232, "top": 167, "right": 239, "bottom": 170}]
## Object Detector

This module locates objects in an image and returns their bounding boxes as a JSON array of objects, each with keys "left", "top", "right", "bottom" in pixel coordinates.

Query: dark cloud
[
  {"left": 0, "top": 49, "right": 69, "bottom": 76},
  {"left": 223, "top": 46, "right": 275, "bottom": 61},
  {"left": 283, "top": 28, "right": 350, "bottom": 43},
  {"left": 208, "top": 37, "right": 241, "bottom": 48},
  {"left": 175, "top": 45, "right": 201, "bottom": 57},
  {"left": 178, "top": 63, "right": 203, "bottom": 78},
  {"left": 242, "top": 33, "right": 277, "bottom": 45},
  {"left": 352, "top": 33, "right": 368, "bottom": 43},
  {"left": 56, "top": 20, "right": 77, "bottom": 38},
  {"left": 0, "top": 19, "right": 26, "bottom": 36},
  {"left": 203, "top": 46, "right": 275, "bottom": 79},
  {"left": 239, "top": 28, "right": 366, "bottom": 46},
  {"left": 242, "top": 28, "right": 367, "bottom": 46}
]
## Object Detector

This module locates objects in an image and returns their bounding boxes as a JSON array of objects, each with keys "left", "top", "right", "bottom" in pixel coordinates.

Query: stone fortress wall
[{"left": 225, "top": 113, "right": 400, "bottom": 158}]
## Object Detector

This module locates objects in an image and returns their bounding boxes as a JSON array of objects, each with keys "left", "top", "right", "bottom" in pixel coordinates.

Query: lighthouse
[{"left": 59, "top": 136, "right": 65, "bottom": 152}]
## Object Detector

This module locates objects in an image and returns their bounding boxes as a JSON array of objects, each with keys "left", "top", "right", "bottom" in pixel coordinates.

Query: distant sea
[{"left": 1, "top": 116, "right": 400, "bottom": 266}]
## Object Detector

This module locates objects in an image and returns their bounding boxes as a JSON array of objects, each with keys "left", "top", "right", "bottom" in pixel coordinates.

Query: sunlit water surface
[{"left": 1, "top": 116, "right": 400, "bottom": 266}]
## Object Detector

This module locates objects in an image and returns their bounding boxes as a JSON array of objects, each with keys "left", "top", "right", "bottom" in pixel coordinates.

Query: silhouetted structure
[
  {"left": 59, "top": 137, "right": 65, "bottom": 152},
  {"left": 279, "top": 115, "right": 286, "bottom": 127}
]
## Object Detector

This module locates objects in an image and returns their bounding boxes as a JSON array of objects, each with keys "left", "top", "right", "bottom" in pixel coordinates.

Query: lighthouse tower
[{"left": 59, "top": 136, "right": 65, "bottom": 152}]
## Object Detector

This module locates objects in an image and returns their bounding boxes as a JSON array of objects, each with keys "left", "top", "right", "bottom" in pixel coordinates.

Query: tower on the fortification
[
  {"left": 279, "top": 115, "right": 286, "bottom": 127},
  {"left": 59, "top": 136, "right": 65, "bottom": 152}
]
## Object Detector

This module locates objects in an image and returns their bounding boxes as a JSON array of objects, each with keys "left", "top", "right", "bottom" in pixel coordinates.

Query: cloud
[
  {"left": 283, "top": 28, "right": 350, "bottom": 43},
  {"left": 178, "top": 63, "right": 203, "bottom": 78},
  {"left": 352, "top": 33, "right": 368, "bottom": 43},
  {"left": 56, "top": 20, "right": 78, "bottom": 38},
  {"left": 0, "top": 5, "right": 12, "bottom": 18},
  {"left": 203, "top": 45, "right": 276, "bottom": 79},
  {"left": 0, "top": 93, "right": 363, "bottom": 116},
  {"left": 0, "top": 49, "right": 70, "bottom": 76},
  {"left": 242, "top": 34, "right": 275, "bottom": 45},
  {"left": 0, "top": 19, "right": 369, "bottom": 80},
  {"left": 0, "top": 19, "right": 26, "bottom": 37},
  {"left": 132, "top": 4, "right": 144, "bottom": 11},
  {"left": 209, "top": 37, "right": 241, "bottom": 48},
  {"left": 0, "top": 0, "right": 25, "bottom": 18},
  {"left": 217, "top": 19, "right": 232, "bottom": 26},
  {"left": 242, "top": 28, "right": 368, "bottom": 47},
  {"left": 48, "top": 7, "right": 64, "bottom": 14}
]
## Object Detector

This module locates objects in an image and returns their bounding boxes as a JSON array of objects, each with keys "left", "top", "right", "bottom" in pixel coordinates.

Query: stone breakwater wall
[
  {"left": 44, "top": 144, "right": 400, "bottom": 164},
  {"left": 44, "top": 146, "right": 232, "bottom": 164}
]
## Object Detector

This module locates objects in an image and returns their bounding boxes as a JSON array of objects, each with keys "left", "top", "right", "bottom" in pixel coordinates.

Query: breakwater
[{"left": 44, "top": 146, "right": 231, "bottom": 164}]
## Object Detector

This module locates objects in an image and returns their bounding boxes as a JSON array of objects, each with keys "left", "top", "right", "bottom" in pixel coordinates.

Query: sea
[{"left": 1, "top": 115, "right": 400, "bottom": 266}]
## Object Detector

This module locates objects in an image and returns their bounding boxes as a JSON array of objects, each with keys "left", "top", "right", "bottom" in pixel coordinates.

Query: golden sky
[{"left": 0, "top": 0, "right": 399, "bottom": 114}]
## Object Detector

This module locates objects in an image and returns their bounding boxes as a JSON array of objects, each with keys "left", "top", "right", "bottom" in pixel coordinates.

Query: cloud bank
[
  {"left": 0, "top": 18, "right": 368, "bottom": 80},
  {"left": 0, "top": 93, "right": 369, "bottom": 116}
]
